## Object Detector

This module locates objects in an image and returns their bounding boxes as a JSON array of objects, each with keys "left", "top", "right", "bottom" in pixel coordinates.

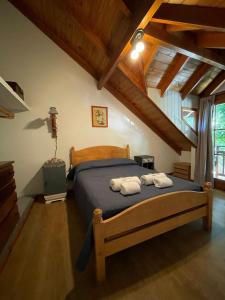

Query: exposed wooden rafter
[
  {"left": 97, "top": 0, "right": 163, "bottom": 90},
  {"left": 166, "top": 24, "right": 201, "bottom": 32},
  {"left": 180, "top": 63, "right": 212, "bottom": 99},
  {"left": 197, "top": 32, "right": 225, "bottom": 49},
  {"left": 152, "top": 4, "right": 225, "bottom": 32},
  {"left": 144, "top": 23, "right": 225, "bottom": 70},
  {"left": 200, "top": 71, "right": 225, "bottom": 98},
  {"left": 157, "top": 53, "right": 189, "bottom": 96}
]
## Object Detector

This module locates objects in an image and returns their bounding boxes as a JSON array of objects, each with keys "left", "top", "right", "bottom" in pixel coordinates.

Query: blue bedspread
[{"left": 68, "top": 158, "right": 201, "bottom": 271}]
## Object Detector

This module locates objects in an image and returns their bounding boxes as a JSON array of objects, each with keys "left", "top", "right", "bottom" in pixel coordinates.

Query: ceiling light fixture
[
  {"left": 130, "top": 29, "right": 145, "bottom": 60},
  {"left": 130, "top": 49, "right": 139, "bottom": 60},
  {"left": 135, "top": 41, "right": 145, "bottom": 53}
]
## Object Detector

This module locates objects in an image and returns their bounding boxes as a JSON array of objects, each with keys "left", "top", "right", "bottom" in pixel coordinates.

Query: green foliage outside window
[{"left": 214, "top": 103, "right": 225, "bottom": 146}]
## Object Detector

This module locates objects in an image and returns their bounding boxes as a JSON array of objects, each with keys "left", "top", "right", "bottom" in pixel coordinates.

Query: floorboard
[{"left": 0, "top": 190, "right": 225, "bottom": 300}]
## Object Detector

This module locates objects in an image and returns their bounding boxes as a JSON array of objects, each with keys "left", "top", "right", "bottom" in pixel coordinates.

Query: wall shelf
[{"left": 0, "top": 76, "right": 30, "bottom": 118}]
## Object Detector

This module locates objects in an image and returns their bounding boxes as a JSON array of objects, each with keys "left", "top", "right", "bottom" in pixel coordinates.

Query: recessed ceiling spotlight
[
  {"left": 130, "top": 49, "right": 139, "bottom": 60},
  {"left": 135, "top": 41, "right": 145, "bottom": 52}
]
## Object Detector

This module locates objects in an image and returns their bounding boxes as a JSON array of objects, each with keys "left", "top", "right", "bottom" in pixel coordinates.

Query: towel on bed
[
  {"left": 120, "top": 181, "right": 141, "bottom": 195},
  {"left": 110, "top": 176, "right": 141, "bottom": 191},
  {"left": 140, "top": 173, "right": 166, "bottom": 185},
  {"left": 153, "top": 176, "right": 173, "bottom": 188}
]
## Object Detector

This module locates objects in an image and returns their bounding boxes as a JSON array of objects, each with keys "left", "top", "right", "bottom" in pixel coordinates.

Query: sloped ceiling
[{"left": 8, "top": 0, "right": 225, "bottom": 153}]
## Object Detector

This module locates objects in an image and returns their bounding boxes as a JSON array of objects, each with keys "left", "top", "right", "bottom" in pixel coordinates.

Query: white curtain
[{"left": 194, "top": 95, "right": 215, "bottom": 186}]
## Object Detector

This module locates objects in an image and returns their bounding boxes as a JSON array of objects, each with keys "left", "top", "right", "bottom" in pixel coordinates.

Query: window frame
[{"left": 181, "top": 106, "right": 198, "bottom": 134}]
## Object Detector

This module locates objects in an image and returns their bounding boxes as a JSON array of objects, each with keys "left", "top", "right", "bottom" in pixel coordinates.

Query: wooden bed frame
[{"left": 70, "top": 145, "right": 212, "bottom": 283}]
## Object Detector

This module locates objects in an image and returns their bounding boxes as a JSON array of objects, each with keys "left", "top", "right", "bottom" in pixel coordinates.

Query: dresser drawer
[
  {"left": 0, "top": 191, "right": 17, "bottom": 224},
  {"left": 173, "top": 162, "right": 191, "bottom": 180},
  {"left": 0, "top": 204, "right": 19, "bottom": 252},
  {"left": 0, "top": 165, "right": 14, "bottom": 190},
  {"left": 0, "top": 180, "right": 16, "bottom": 200}
]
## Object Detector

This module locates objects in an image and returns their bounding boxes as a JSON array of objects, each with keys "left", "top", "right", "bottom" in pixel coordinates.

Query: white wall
[
  {"left": 0, "top": 1, "right": 179, "bottom": 212},
  {"left": 148, "top": 88, "right": 199, "bottom": 131},
  {"left": 148, "top": 87, "right": 199, "bottom": 176}
]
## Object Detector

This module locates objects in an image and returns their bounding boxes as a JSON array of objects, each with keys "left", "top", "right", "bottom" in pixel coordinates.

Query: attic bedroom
[{"left": 0, "top": 0, "right": 225, "bottom": 299}]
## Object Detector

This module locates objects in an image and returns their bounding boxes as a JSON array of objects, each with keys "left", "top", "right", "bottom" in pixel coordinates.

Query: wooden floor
[{"left": 1, "top": 190, "right": 225, "bottom": 300}]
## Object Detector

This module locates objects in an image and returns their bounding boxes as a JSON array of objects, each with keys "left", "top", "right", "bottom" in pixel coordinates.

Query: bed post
[
  {"left": 203, "top": 182, "right": 213, "bottom": 231},
  {"left": 93, "top": 208, "right": 105, "bottom": 283}
]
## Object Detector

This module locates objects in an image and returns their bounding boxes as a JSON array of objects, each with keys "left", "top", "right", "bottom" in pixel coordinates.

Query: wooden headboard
[{"left": 70, "top": 145, "right": 130, "bottom": 166}]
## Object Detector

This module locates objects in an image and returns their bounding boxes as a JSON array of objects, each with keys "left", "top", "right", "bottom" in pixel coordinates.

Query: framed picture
[{"left": 91, "top": 106, "right": 108, "bottom": 127}]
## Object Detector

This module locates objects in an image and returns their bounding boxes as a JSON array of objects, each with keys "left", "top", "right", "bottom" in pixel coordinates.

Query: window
[
  {"left": 181, "top": 107, "right": 198, "bottom": 133},
  {"left": 213, "top": 103, "right": 225, "bottom": 179}
]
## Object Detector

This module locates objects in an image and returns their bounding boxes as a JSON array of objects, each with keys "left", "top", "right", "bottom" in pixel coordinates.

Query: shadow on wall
[
  {"left": 24, "top": 117, "right": 52, "bottom": 134},
  {"left": 22, "top": 167, "right": 44, "bottom": 197}
]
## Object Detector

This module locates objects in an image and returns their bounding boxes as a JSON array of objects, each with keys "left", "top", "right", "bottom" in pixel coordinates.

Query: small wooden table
[{"left": 173, "top": 162, "right": 191, "bottom": 180}]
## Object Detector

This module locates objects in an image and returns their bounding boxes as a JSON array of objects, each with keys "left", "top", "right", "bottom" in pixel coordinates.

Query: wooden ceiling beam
[
  {"left": 157, "top": 53, "right": 189, "bottom": 96},
  {"left": 166, "top": 24, "right": 202, "bottom": 32},
  {"left": 200, "top": 71, "right": 225, "bottom": 98},
  {"left": 180, "top": 63, "right": 212, "bottom": 100},
  {"left": 144, "top": 23, "right": 225, "bottom": 70},
  {"left": 144, "top": 43, "right": 159, "bottom": 75},
  {"left": 197, "top": 32, "right": 225, "bottom": 49},
  {"left": 97, "top": 0, "right": 163, "bottom": 90},
  {"left": 152, "top": 4, "right": 225, "bottom": 32}
]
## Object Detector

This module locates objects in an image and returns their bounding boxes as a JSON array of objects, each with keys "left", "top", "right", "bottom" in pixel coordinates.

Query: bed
[{"left": 69, "top": 145, "right": 212, "bottom": 283}]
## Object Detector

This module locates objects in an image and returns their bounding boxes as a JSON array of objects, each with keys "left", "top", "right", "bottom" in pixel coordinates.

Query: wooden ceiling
[{"left": 8, "top": 0, "right": 225, "bottom": 153}]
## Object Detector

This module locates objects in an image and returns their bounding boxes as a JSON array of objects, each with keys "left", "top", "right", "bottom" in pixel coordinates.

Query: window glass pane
[
  {"left": 215, "top": 103, "right": 225, "bottom": 129},
  {"left": 214, "top": 130, "right": 225, "bottom": 147},
  {"left": 214, "top": 103, "right": 225, "bottom": 178}
]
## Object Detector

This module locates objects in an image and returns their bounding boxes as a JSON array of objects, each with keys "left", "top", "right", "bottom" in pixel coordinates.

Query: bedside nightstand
[
  {"left": 43, "top": 159, "right": 66, "bottom": 204},
  {"left": 134, "top": 155, "right": 155, "bottom": 170}
]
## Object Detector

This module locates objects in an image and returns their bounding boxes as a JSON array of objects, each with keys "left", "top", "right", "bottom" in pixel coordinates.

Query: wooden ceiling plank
[
  {"left": 200, "top": 70, "right": 225, "bottom": 97},
  {"left": 144, "top": 43, "right": 159, "bottom": 74},
  {"left": 9, "top": 0, "right": 99, "bottom": 78},
  {"left": 97, "top": 0, "right": 163, "bottom": 90},
  {"left": 144, "top": 23, "right": 225, "bottom": 70},
  {"left": 180, "top": 63, "right": 212, "bottom": 99},
  {"left": 118, "top": 62, "right": 146, "bottom": 93},
  {"left": 152, "top": 4, "right": 225, "bottom": 32},
  {"left": 197, "top": 32, "right": 225, "bottom": 49},
  {"left": 157, "top": 53, "right": 189, "bottom": 96},
  {"left": 54, "top": 1, "right": 108, "bottom": 55}
]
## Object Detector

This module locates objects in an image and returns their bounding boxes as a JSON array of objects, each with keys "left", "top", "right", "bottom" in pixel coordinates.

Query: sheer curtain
[{"left": 194, "top": 95, "right": 215, "bottom": 186}]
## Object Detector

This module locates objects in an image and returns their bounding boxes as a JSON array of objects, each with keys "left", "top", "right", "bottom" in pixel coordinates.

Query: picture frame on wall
[{"left": 91, "top": 106, "right": 108, "bottom": 128}]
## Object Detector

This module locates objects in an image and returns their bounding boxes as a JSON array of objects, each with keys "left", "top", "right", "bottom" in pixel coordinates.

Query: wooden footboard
[{"left": 93, "top": 182, "right": 213, "bottom": 283}]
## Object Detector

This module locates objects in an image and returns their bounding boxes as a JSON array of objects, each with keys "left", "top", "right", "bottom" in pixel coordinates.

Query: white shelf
[{"left": 0, "top": 76, "right": 30, "bottom": 117}]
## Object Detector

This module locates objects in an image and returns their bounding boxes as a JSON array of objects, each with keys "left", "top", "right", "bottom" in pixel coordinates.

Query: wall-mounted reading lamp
[{"left": 49, "top": 107, "right": 58, "bottom": 138}]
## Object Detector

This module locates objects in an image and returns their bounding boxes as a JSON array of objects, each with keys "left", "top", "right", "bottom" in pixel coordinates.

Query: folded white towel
[
  {"left": 123, "top": 176, "right": 141, "bottom": 185},
  {"left": 110, "top": 178, "right": 124, "bottom": 191},
  {"left": 140, "top": 173, "right": 167, "bottom": 185},
  {"left": 120, "top": 181, "right": 141, "bottom": 195},
  {"left": 140, "top": 174, "right": 155, "bottom": 185},
  {"left": 110, "top": 176, "right": 141, "bottom": 191},
  {"left": 153, "top": 176, "right": 173, "bottom": 188}
]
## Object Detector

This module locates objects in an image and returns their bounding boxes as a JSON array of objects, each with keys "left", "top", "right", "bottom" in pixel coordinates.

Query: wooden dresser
[
  {"left": 0, "top": 161, "right": 19, "bottom": 253},
  {"left": 173, "top": 162, "right": 191, "bottom": 180}
]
